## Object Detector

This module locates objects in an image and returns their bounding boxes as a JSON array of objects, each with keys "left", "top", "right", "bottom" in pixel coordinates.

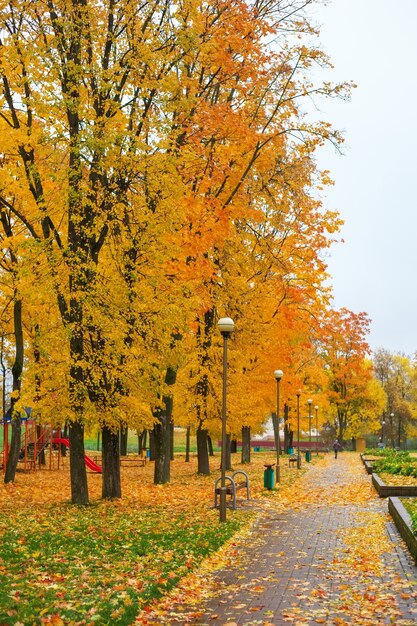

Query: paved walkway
[{"left": 141, "top": 454, "right": 417, "bottom": 625}]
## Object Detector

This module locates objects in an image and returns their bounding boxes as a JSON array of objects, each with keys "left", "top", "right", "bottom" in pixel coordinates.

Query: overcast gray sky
[{"left": 310, "top": 0, "right": 417, "bottom": 356}]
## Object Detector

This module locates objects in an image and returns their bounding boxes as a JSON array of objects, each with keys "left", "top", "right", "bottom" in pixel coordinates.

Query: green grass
[
  {"left": 403, "top": 499, "right": 417, "bottom": 535},
  {"left": 0, "top": 501, "right": 246, "bottom": 625}
]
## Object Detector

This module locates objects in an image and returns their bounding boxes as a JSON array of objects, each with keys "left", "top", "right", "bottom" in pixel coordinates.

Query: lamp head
[
  {"left": 307, "top": 398, "right": 312, "bottom": 405},
  {"left": 315, "top": 405, "right": 318, "bottom": 411},
  {"left": 274, "top": 369, "right": 283, "bottom": 381},
  {"left": 217, "top": 317, "right": 235, "bottom": 336}
]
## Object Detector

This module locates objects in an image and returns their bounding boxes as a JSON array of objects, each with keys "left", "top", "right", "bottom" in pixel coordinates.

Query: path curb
[
  {"left": 372, "top": 472, "right": 417, "bottom": 497},
  {"left": 388, "top": 496, "right": 417, "bottom": 564}
]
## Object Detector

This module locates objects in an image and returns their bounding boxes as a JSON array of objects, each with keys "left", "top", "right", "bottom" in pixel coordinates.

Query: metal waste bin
[
  {"left": 305, "top": 450, "right": 311, "bottom": 463},
  {"left": 264, "top": 463, "right": 275, "bottom": 489}
]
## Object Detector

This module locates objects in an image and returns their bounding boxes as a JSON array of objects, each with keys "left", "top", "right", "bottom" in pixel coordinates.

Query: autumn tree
[
  {"left": 0, "top": 0, "right": 184, "bottom": 498},
  {"left": 373, "top": 349, "right": 417, "bottom": 447},
  {"left": 168, "top": 0, "right": 351, "bottom": 474},
  {"left": 320, "top": 309, "right": 385, "bottom": 442},
  {"left": 0, "top": 0, "right": 355, "bottom": 496}
]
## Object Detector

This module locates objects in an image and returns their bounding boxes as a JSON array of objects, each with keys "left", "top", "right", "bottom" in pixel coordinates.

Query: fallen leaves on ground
[
  {"left": 0, "top": 451, "right": 303, "bottom": 624},
  {"left": 135, "top": 453, "right": 417, "bottom": 625}
]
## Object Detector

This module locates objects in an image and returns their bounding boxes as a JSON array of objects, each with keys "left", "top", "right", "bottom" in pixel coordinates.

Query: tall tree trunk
[
  {"left": 4, "top": 296, "right": 23, "bottom": 484},
  {"left": 283, "top": 404, "right": 293, "bottom": 452},
  {"left": 137, "top": 429, "right": 147, "bottom": 455},
  {"left": 102, "top": 425, "right": 121, "bottom": 499},
  {"left": 207, "top": 434, "right": 214, "bottom": 456},
  {"left": 230, "top": 438, "right": 237, "bottom": 453},
  {"left": 119, "top": 427, "right": 128, "bottom": 456},
  {"left": 271, "top": 411, "right": 279, "bottom": 456},
  {"left": 4, "top": 415, "right": 21, "bottom": 483},
  {"left": 170, "top": 420, "right": 174, "bottom": 461},
  {"left": 37, "top": 425, "right": 46, "bottom": 466},
  {"left": 68, "top": 421, "right": 89, "bottom": 504},
  {"left": 153, "top": 416, "right": 170, "bottom": 484},
  {"left": 153, "top": 366, "right": 176, "bottom": 484},
  {"left": 196, "top": 424, "right": 210, "bottom": 475},
  {"left": 149, "top": 430, "right": 155, "bottom": 461},
  {"left": 62, "top": 424, "right": 68, "bottom": 456},
  {"left": 241, "top": 425, "right": 251, "bottom": 463},
  {"left": 225, "top": 433, "right": 232, "bottom": 471},
  {"left": 185, "top": 426, "right": 190, "bottom": 462},
  {"left": 0, "top": 334, "right": 6, "bottom": 418}
]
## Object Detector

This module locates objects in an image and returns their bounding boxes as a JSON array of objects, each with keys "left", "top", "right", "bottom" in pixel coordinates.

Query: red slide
[{"left": 52, "top": 437, "right": 102, "bottom": 473}]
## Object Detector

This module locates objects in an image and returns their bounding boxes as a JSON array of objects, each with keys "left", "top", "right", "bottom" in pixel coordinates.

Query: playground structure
[{"left": 1, "top": 418, "right": 102, "bottom": 473}]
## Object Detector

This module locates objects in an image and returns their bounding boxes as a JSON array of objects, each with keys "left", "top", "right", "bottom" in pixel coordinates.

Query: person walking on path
[
  {"left": 137, "top": 453, "right": 417, "bottom": 625},
  {"left": 332, "top": 437, "right": 342, "bottom": 459}
]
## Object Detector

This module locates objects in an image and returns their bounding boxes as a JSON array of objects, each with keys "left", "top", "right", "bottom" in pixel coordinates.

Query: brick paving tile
[{"left": 143, "top": 454, "right": 417, "bottom": 625}]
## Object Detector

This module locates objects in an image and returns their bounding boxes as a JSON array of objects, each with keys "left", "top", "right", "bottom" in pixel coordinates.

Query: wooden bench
[
  {"left": 120, "top": 456, "right": 146, "bottom": 467},
  {"left": 92, "top": 455, "right": 146, "bottom": 467},
  {"left": 289, "top": 455, "right": 298, "bottom": 467},
  {"left": 214, "top": 470, "right": 250, "bottom": 510}
]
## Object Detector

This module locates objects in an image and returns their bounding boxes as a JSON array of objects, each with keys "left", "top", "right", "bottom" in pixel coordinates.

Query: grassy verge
[
  {"left": 403, "top": 498, "right": 417, "bottom": 535},
  {"left": 0, "top": 502, "right": 243, "bottom": 625},
  {"left": 0, "top": 450, "right": 305, "bottom": 625}
]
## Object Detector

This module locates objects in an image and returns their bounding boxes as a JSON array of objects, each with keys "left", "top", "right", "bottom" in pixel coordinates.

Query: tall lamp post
[
  {"left": 389, "top": 412, "right": 394, "bottom": 448},
  {"left": 315, "top": 405, "right": 319, "bottom": 456},
  {"left": 296, "top": 390, "right": 301, "bottom": 469},
  {"left": 218, "top": 317, "right": 235, "bottom": 522},
  {"left": 307, "top": 399, "right": 312, "bottom": 462},
  {"left": 391, "top": 412, "right": 397, "bottom": 448},
  {"left": 274, "top": 369, "right": 283, "bottom": 483}
]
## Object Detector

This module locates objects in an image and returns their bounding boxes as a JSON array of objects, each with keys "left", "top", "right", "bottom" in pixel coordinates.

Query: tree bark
[
  {"left": 241, "top": 426, "right": 251, "bottom": 463},
  {"left": 207, "top": 435, "right": 214, "bottom": 456},
  {"left": 170, "top": 420, "right": 174, "bottom": 461},
  {"left": 185, "top": 426, "right": 190, "bottom": 462},
  {"left": 230, "top": 438, "right": 237, "bottom": 453},
  {"left": 149, "top": 430, "right": 155, "bottom": 461},
  {"left": 137, "top": 429, "right": 147, "bottom": 455},
  {"left": 284, "top": 404, "right": 293, "bottom": 452},
  {"left": 271, "top": 412, "right": 279, "bottom": 456},
  {"left": 225, "top": 433, "right": 232, "bottom": 471},
  {"left": 4, "top": 296, "right": 24, "bottom": 484},
  {"left": 68, "top": 421, "right": 89, "bottom": 504},
  {"left": 4, "top": 415, "right": 21, "bottom": 483},
  {"left": 102, "top": 425, "right": 121, "bottom": 499},
  {"left": 119, "top": 427, "right": 128, "bottom": 456},
  {"left": 196, "top": 424, "right": 210, "bottom": 475},
  {"left": 153, "top": 366, "right": 176, "bottom": 484}
]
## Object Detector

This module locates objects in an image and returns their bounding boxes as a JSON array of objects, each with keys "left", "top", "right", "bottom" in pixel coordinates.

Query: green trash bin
[
  {"left": 305, "top": 450, "right": 311, "bottom": 463},
  {"left": 264, "top": 463, "right": 275, "bottom": 489}
]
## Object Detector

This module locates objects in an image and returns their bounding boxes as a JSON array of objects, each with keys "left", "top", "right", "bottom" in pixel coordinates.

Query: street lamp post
[
  {"left": 389, "top": 412, "right": 394, "bottom": 448},
  {"left": 315, "top": 406, "right": 319, "bottom": 456},
  {"left": 218, "top": 317, "right": 235, "bottom": 522},
  {"left": 296, "top": 391, "right": 301, "bottom": 469},
  {"left": 274, "top": 370, "right": 283, "bottom": 483},
  {"left": 307, "top": 399, "right": 312, "bottom": 462},
  {"left": 391, "top": 412, "right": 397, "bottom": 448}
]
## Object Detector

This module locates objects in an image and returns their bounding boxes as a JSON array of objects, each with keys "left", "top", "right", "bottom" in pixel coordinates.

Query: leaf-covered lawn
[
  {"left": 0, "top": 452, "right": 300, "bottom": 625},
  {"left": 379, "top": 472, "right": 417, "bottom": 486},
  {"left": 0, "top": 502, "right": 243, "bottom": 625}
]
